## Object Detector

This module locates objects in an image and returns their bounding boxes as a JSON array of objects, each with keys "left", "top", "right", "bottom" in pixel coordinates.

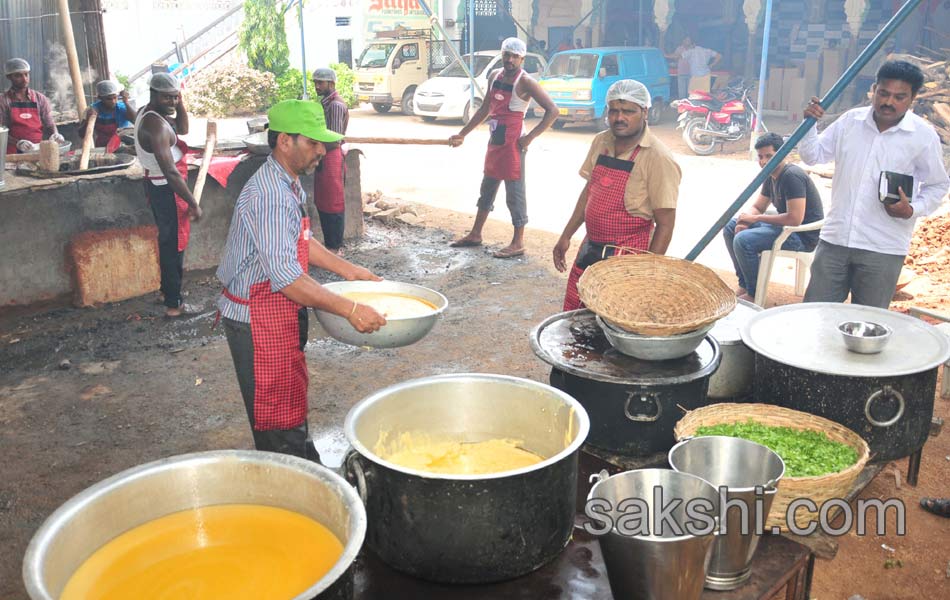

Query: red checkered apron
[
  {"left": 313, "top": 145, "right": 346, "bottom": 213},
  {"left": 563, "top": 147, "right": 654, "bottom": 310},
  {"left": 6, "top": 89, "right": 43, "bottom": 153},
  {"left": 144, "top": 137, "right": 192, "bottom": 252},
  {"left": 484, "top": 70, "right": 525, "bottom": 181},
  {"left": 224, "top": 216, "right": 312, "bottom": 430}
]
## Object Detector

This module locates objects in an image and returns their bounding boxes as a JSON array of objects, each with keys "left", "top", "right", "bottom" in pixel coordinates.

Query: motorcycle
[{"left": 670, "top": 81, "right": 764, "bottom": 156}]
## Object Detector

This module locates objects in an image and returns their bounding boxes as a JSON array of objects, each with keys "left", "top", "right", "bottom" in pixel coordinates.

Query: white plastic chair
[
  {"left": 907, "top": 306, "right": 950, "bottom": 399},
  {"left": 753, "top": 219, "right": 825, "bottom": 307}
]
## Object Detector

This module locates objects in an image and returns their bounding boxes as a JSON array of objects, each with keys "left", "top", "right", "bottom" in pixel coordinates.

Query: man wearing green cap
[{"left": 217, "top": 99, "right": 386, "bottom": 461}]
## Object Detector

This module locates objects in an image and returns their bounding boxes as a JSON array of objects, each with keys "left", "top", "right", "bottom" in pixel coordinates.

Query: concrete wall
[{"left": 0, "top": 151, "right": 364, "bottom": 307}]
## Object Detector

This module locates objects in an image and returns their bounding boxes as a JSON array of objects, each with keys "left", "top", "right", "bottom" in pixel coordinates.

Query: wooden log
[
  {"left": 79, "top": 112, "right": 97, "bottom": 170},
  {"left": 39, "top": 141, "right": 60, "bottom": 172},
  {"left": 346, "top": 137, "right": 452, "bottom": 145},
  {"left": 193, "top": 120, "right": 217, "bottom": 206},
  {"left": 5, "top": 152, "right": 41, "bottom": 164},
  {"left": 57, "top": 0, "right": 87, "bottom": 115},
  {"left": 918, "top": 88, "right": 950, "bottom": 99},
  {"left": 932, "top": 102, "right": 950, "bottom": 127}
]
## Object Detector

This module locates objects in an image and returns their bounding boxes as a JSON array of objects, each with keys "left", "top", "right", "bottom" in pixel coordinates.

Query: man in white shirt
[
  {"left": 680, "top": 41, "right": 720, "bottom": 93},
  {"left": 799, "top": 60, "right": 949, "bottom": 308}
]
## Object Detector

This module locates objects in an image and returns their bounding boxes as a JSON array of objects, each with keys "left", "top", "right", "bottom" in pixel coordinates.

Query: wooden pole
[
  {"left": 57, "top": 0, "right": 88, "bottom": 115},
  {"left": 345, "top": 137, "right": 452, "bottom": 145},
  {"left": 79, "top": 112, "right": 96, "bottom": 170},
  {"left": 193, "top": 120, "right": 217, "bottom": 206}
]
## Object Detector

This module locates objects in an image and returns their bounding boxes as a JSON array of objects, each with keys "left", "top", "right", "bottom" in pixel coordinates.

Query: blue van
[{"left": 539, "top": 47, "right": 671, "bottom": 127}]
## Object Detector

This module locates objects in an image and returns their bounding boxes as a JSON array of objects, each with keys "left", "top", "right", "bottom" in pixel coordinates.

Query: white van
[{"left": 413, "top": 51, "right": 547, "bottom": 124}]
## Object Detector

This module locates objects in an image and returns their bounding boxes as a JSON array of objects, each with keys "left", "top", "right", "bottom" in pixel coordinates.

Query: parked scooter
[{"left": 671, "top": 80, "right": 764, "bottom": 155}]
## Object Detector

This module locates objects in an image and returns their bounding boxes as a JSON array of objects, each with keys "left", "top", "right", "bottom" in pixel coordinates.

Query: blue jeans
[{"left": 723, "top": 218, "right": 807, "bottom": 296}]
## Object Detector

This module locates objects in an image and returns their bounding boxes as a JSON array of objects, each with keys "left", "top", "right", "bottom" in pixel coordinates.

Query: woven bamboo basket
[
  {"left": 577, "top": 254, "right": 736, "bottom": 336},
  {"left": 674, "top": 403, "right": 870, "bottom": 532}
]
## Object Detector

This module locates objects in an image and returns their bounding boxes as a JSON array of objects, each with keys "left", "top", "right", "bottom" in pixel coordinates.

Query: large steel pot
[
  {"left": 343, "top": 373, "right": 590, "bottom": 583},
  {"left": 532, "top": 310, "right": 721, "bottom": 457},
  {"left": 23, "top": 451, "right": 365, "bottom": 600},
  {"left": 707, "top": 298, "right": 760, "bottom": 399},
  {"left": 743, "top": 303, "right": 950, "bottom": 462}
]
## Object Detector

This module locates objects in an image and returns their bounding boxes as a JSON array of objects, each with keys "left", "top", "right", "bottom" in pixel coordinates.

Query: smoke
[{"left": 45, "top": 42, "right": 97, "bottom": 118}]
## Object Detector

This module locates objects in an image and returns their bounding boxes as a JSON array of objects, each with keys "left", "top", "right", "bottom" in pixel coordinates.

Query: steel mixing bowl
[
  {"left": 838, "top": 320, "right": 892, "bottom": 354},
  {"left": 596, "top": 315, "right": 713, "bottom": 361},
  {"left": 313, "top": 280, "right": 447, "bottom": 349}
]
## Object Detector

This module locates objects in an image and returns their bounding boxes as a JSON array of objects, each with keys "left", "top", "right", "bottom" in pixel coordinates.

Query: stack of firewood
[{"left": 896, "top": 53, "right": 950, "bottom": 169}]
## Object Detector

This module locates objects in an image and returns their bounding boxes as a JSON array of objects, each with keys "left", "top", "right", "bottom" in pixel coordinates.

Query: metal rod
[
  {"left": 684, "top": 0, "right": 925, "bottom": 262},
  {"left": 469, "top": 0, "right": 476, "bottom": 105},
  {"left": 638, "top": 0, "right": 643, "bottom": 45},
  {"left": 297, "top": 0, "right": 308, "bottom": 99},
  {"left": 749, "top": 0, "right": 773, "bottom": 157}
]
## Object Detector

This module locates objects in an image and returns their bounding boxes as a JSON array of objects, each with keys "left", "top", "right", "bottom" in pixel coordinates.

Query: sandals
[{"left": 919, "top": 497, "right": 950, "bottom": 518}]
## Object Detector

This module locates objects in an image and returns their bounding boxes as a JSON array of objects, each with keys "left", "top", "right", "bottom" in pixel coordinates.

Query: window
[
  {"left": 601, "top": 54, "right": 619, "bottom": 77},
  {"left": 335, "top": 17, "right": 350, "bottom": 27},
  {"left": 523, "top": 56, "right": 542, "bottom": 75},
  {"left": 543, "top": 53, "right": 599, "bottom": 78},
  {"left": 400, "top": 44, "right": 419, "bottom": 60}
]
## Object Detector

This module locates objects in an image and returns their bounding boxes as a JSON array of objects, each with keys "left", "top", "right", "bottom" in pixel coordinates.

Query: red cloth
[
  {"left": 6, "top": 90, "right": 43, "bottom": 153},
  {"left": 247, "top": 217, "right": 311, "bottom": 430},
  {"left": 184, "top": 151, "right": 246, "bottom": 188},
  {"left": 313, "top": 146, "right": 346, "bottom": 213},
  {"left": 93, "top": 120, "right": 118, "bottom": 148},
  {"left": 563, "top": 148, "right": 654, "bottom": 311},
  {"left": 483, "top": 70, "right": 526, "bottom": 181}
]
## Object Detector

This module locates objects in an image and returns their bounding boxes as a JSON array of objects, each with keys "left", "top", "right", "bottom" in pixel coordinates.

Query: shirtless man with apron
[{"left": 448, "top": 37, "right": 558, "bottom": 258}]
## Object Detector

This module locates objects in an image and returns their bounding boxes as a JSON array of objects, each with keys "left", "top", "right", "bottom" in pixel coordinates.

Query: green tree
[{"left": 239, "top": 0, "right": 290, "bottom": 78}]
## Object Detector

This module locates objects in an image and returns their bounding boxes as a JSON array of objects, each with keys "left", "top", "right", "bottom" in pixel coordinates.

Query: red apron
[
  {"left": 6, "top": 90, "right": 44, "bottom": 154},
  {"left": 563, "top": 148, "right": 654, "bottom": 311},
  {"left": 484, "top": 70, "right": 526, "bottom": 181},
  {"left": 144, "top": 137, "right": 192, "bottom": 252},
  {"left": 313, "top": 145, "right": 346, "bottom": 213},
  {"left": 92, "top": 112, "right": 119, "bottom": 148},
  {"left": 224, "top": 215, "right": 312, "bottom": 431}
]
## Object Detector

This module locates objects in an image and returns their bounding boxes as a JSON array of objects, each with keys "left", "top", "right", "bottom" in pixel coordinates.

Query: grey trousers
[
  {"left": 803, "top": 240, "right": 905, "bottom": 309},
  {"left": 477, "top": 147, "right": 528, "bottom": 227},
  {"left": 223, "top": 317, "right": 320, "bottom": 462}
]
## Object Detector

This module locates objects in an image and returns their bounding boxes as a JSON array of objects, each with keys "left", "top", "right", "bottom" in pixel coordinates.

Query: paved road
[{"left": 344, "top": 105, "right": 782, "bottom": 273}]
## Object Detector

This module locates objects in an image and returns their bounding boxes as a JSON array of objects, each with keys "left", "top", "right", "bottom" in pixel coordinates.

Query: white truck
[{"left": 354, "top": 28, "right": 447, "bottom": 115}]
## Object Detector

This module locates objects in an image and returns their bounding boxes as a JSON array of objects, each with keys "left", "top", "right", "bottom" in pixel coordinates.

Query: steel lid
[
  {"left": 709, "top": 298, "right": 761, "bottom": 346},
  {"left": 530, "top": 309, "right": 721, "bottom": 385},
  {"left": 741, "top": 302, "right": 950, "bottom": 377}
]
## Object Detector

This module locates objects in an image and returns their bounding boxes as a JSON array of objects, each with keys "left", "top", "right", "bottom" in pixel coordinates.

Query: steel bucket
[
  {"left": 0, "top": 126, "right": 7, "bottom": 188},
  {"left": 669, "top": 436, "right": 785, "bottom": 590},
  {"left": 588, "top": 468, "right": 720, "bottom": 600},
  {"left": 23, "top": 450, "right": 366, "bottom": 600}
]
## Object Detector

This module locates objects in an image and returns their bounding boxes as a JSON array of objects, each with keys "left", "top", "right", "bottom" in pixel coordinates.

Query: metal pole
[
  {"left": 685, "top": 0, "right": 924, "bottom": 262},
  {"left": 469, "top": 0, "right": 476, "bottom": 106},
  {"left": 297, "top": 0, "right": 308, "bottom": 100},
  {"left": 638, "top": 0, "right": 643, "bottom": 45},
  {"left": 748, "top": 0, "right": 773, "bottom": 158}
]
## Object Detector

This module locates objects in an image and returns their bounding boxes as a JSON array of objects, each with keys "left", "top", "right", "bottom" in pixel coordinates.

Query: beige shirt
[{"left": 579, "top": 126, "right": 681, "bottom": 220}]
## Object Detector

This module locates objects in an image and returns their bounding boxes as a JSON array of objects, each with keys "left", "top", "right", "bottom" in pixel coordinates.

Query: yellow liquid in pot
[
  {"left": 61, "top": 504, "right": 343, "bottom": 600},
  {"left": 340, "top": 291, "right": 436, "bottom": 318},
  {"left": 378, "top": 433, "right": 544, "bottom": 475}
]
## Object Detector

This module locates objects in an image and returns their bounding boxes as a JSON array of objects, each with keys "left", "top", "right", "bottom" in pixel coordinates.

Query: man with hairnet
[
  {"left": 448, "top": 37, "right": 558, "bottom": 258},
  {"left": 79, "top": 79, "right": 137, "bottom": 149},
  {"left": 311, "top": 67, "right": 349, "bottom": 255},
  {"left": 134, "top": 72, "right": 202, "bottom": 317},
  {"left": 553, "top": 79, "right": 681, "bottom": 310},
  {"left": 1, "top": 58, "right": 63, "bottom": 154}
]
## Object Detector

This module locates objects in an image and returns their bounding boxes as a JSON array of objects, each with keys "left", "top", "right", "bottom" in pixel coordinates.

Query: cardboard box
[
  {"left": 766, "top": 67, "right": 786, "bottom": 111},
  {"left": 781, "top": 66, "right": 803, "bottom": 111}
]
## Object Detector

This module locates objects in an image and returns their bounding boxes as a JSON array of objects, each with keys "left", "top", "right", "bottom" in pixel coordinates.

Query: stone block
[
  {"left": 69, "top": 226, "right": 161, "bottom": 307},
  {"left": 396, "top": 213, "right": 424, "bottom": 226}
]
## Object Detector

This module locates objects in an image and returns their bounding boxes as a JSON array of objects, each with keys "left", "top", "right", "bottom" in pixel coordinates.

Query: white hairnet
[
  {"left": 501, "top": 37, "right": 527, "bottom": 57},
  {"left": 96, "top": 80, "right": 121, "bottom": 97},
  {"left": 5, "top": 58, "right": 30, "bottom": 76},
  {"left": 606, "top": 79, "right": 651, "bottom": 109},
  {"left": 149, "top": 72, "right": 180, "bottom": 93}
]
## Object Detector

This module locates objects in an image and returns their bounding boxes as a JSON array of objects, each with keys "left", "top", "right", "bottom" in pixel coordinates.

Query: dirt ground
[{"left": 1, "top": 205, "right": 949, "bottom": 600}]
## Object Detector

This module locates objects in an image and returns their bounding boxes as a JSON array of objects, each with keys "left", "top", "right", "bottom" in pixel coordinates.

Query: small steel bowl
[
  {"left": 596, "top": 315, "right": 714, "bottom": 361},
  {"left": 313, "top": 280, "right": 447, "bottom": 349},
  {"left": 838, "top": 320, "right": 892, "bottom": 354}
]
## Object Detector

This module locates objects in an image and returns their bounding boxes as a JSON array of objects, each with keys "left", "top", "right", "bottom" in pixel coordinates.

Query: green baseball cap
[{"left": 267, "top": 99, "right": 343, "bottom": 143}]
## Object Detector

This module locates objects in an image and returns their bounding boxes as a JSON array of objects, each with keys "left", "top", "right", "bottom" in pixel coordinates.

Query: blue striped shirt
[{"left": 216, "top": 155, "right": 309, "bottom": 323}]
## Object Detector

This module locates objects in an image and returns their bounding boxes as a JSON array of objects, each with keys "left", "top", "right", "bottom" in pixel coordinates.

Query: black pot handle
[
  {"left": 344, "top": 449, "right": 368, "bottom": 505},
  {"left": 864, "top": 385, "right": 905, "bottom": 428},
  {"left": 624, "top": 392, "right": 662, "bottom": 422}
]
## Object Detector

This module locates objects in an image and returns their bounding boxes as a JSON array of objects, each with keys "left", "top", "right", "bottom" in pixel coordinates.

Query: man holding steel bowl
[{"left": 216, "top": 99, "right": 385, "bottom": 461}]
